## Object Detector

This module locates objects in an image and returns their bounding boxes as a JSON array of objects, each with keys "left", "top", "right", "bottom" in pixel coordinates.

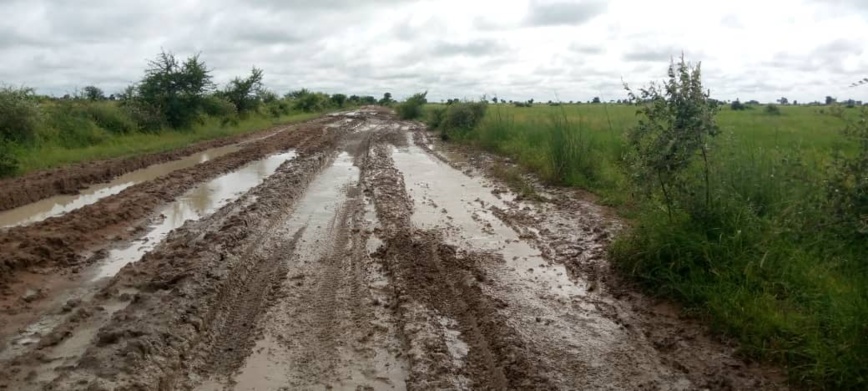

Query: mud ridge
[
  {"left": 6, "top": 131, "right": 351, "bottom": 390},
  {"left": 0, "top": 118, "right": 332, "bottom": 290},
  {"left": 365, "top": 140, "right": 558, "bottom": 390},
  {"left": 0, "top": 125, "right": 293, "bottom": 213}
]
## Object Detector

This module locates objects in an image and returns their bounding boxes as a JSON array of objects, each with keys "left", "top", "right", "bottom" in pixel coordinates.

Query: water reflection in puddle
[
  {"left": 0, "top": 144, "right": 243, "bottom": 228},
  {"left": 92, "top": 151, "right": 297, "bottom": 280},
  {"left": 390, "top": 140, "right": 587, "bottom": 298}
]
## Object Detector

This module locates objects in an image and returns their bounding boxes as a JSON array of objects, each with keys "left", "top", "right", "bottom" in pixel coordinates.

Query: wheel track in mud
[
  {"left": 0, "top": 117, "right": 331, "bottom": 290},
  {"left": 0, "top": 125, "right": 292, "bottom": 213},
  {"left": 365, "top": 140, "right": 558, "bottom": 390}
]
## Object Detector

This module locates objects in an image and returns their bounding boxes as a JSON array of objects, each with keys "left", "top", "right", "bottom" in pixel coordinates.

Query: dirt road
[{"left": 0, "top": 109, "right": 787, "bottom": 390}]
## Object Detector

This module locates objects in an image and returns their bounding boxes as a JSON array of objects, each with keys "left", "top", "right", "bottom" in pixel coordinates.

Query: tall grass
[{"left": 441, "top": 102, "right": 868, "bottom": 389}]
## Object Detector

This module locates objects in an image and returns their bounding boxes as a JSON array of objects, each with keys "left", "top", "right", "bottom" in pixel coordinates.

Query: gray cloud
[
  {"left": 525, "top": 0, "right": 608, "bottom": 27},
  {"left": 430, "top": 40, "right": 508, "bottom": 57},
  {"left": 0, "top": 0, "right": 866, "bottom": 104}
]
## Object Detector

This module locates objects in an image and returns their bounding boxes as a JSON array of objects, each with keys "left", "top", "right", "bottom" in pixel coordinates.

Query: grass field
[
  {"left": 436, "top": 102, "right": 868, "bottom": 390},
  {"left": 11, "top": 110, "right": 319, "bottom": 173}
]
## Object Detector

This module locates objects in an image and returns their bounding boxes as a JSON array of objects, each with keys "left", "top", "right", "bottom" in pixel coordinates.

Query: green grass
[
  {"left": 440, "top": 102, "right": 868, "bottom": 390},
  {"left": 13, "top": 111, "right": 318, "bottom": 173}
]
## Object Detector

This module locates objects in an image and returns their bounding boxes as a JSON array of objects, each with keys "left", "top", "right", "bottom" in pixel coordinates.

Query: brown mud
[
  {"left": 0, "top": 109, "right": 788, "bottom": 391},
  {"left": 0, "top": 125, "right": 287, "bottom": 213}
]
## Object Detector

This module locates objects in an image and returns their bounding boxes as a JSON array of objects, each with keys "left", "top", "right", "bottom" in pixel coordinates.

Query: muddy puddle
[
  {"left": 201, "top": 151, "right": 409, "bottom": 390},
  {"left": 390, "top": 140, "right": 586, "bottom": 298},
  {"left": 0, "top": 152, "right": 298, "bottom": 367},
  {"left": 0, "top": 144, "right": 244, "bottom": 228},
  {"left": 93, "top": 151, "right": 297, "bottom": 280}
]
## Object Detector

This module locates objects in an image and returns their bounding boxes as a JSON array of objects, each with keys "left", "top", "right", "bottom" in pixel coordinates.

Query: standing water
[
  {"left": 92, "top": 151, "right": 297, "bottom": 280},
  {"left": 0, "top": 144, "right": 243, "bottom": 228}
]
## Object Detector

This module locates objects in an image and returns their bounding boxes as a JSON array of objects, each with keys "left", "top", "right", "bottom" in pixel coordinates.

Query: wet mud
[
  {"left": 0, "top": 144, "right": 243, "bottom": 228},
  {"left": 0, "top": 126, "right": 288, "bottom": 213},
  {"left": 0, "top": 108, "right": 787, "bottom": 391}
]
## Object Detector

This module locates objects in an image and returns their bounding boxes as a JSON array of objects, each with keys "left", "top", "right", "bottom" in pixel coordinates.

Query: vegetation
[
  {"left": 0, "top": 51, "right": 370, "bottom": 177},
  {"left": 396, "top": 91, "right": 428, "bottom": 120},
  {"left": 433, "top": 58, "right": 868, "bottom": 389}
]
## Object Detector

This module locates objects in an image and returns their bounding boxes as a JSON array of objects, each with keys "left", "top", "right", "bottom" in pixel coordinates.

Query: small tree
[
  {"left": 82, "top": 86, "right": 105, "bottom": 101},
  {"left": 137, "top": 51, "right": 214, "bottom": 129},
  {"left": 624, "top": 55, "right": 720, "bottom": 220},
  {"left": 330, "top": 93, "right": 347, "bottom": 108},
  {"left": 592, "top": 97, "right": 601, "bottom": 104},
  {"left": 826, "top": 96, "right": 837, "bottom": 105},
  {"left": 731, "top": 99, "right": 747, "bottom": 111},
  {"left": 379, "top": 92, "right": 394, "bottom": 106},
  {"left": 221, "top": 67, "right": 264, "bottom": 115},
  {"left": 778, "top": 97, "right": 788, "bottom": 105}
]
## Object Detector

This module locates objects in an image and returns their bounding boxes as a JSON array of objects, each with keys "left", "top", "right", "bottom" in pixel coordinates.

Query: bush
[
  {"left": 439, "top": 101, "right": 488, "bottom": 139},
  {"left": 624, "top": 55, "right": 719, "bottom": 219},
  {"left": 80, "top": 102, "right": 137, "bottom": 134},
  {"left": 0, "top": 86, "right": 42, "bottom": 144},
  {"left": 396, "top": 91, "right": 428, "bottom": 120},
  {"left": 731, "top": 99, "right": 747, "bottom": 111},
  {"left": 426, "top": 106, "right": 447, "bottom": 129},
  {"left": 0, "top": 143, "right": 18, "bottom": 177},
  {"left": 45, "top": 103, "right": 110, "bottom": 148},
  {"left": 827, "top": 107, "right": 868, "bottom": 242},
  {"left": 764, "top": 104, "right": 781, "bottom": 115}
]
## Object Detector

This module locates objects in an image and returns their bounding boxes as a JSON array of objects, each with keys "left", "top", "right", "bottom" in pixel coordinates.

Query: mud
[
  {"left": 0, "top": 144, "right": 243, "bottom": 228},
  {"left": 0, "top": 126, "right": 289, "bottom": 213},
  {"left": 0, "top": 108, "right": 788, "bottom": 391}
]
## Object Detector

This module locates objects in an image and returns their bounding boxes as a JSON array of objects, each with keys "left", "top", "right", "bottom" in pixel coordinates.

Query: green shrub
[
  {"left": 624, "top": 56, "right": 719, "bottom": 220},
  {"left": 426, "top": 106, "right": 447, "bottom": 129},
  {"left": 441, "top": 101, "right": 487, "bottom": 134},
  {"left": 0, "top": 86, "right": 42, "bottom": 144},
  {"left": 0, "top": 143, "right": 19, "bottom": 177},
  {"left": 81, "top": 102, "right": 137, "bottom": 134},
  {"left": 765, "top": 104, "right": 781, "bottom": 115},
  {"left": 396, "top": 91, "right": 428, "bottom": 120},
  {"left": 827, "top": 107, "right": 868, "bottom": 243}
]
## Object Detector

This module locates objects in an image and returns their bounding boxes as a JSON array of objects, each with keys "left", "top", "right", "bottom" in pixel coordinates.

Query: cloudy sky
[{"left": 2, "top": 0, "right": 867, "bottom": 103}]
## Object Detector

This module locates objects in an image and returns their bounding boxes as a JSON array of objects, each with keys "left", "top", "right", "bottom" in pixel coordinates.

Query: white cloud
[{"left": 1, "top": 0, "right": 866, "bottom": 103}]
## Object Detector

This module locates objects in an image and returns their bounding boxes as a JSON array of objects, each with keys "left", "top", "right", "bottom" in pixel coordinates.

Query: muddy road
[{"left": 0, "top": 109, "right": 787, "bottom": 390}]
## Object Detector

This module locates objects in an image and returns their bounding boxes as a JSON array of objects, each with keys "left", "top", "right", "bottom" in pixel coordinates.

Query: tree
[
  {"left": 731, "top": 99, "right": 747, "bottom": 111},
  {"left": 778, "top": 97, "right": 789, "bottom": 105},
  {"left": 82, "top": 85, "right": 105, "bottom": 101},
  {"left": 379, "top": 92, "right": 393, "bottom": 106},
  {"left": 492, "top": 97, "right": 498, "bottom": 104},
  {"left": 826, "top": 96, "right": 837, "bottom": 105},
  {"left": 624, "top": 56, "right": 719, "bottom": 220},
  {"left": 221, "top": 67, "right": 264, "bottom": 114},
  {"left": 330, "top": 93, "right": 347, "bottom": 108},
  {"left": 592, "top": 97, "right": 601, "bottom": 104},
  {"left": 137, "top": 51, "right": 214, "bottom": 128}
]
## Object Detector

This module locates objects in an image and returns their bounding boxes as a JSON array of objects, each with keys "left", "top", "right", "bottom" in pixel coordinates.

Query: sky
[{"left": 1, "top": 0, "right": 867, "bottom": 103}]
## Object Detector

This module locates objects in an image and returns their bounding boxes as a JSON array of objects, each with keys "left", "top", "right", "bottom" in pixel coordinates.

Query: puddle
[
  {"left": 0, "top": 144, "right": 243, "bottom": 228},
  {"left": 390, "top": 140, "right": 586, "bottom": 298},
  {"left": 214, "top": 152, "right": 408, "bottom": 390},
  {"left": 92, "top": 151, "right": 297, "bottom": 280}
]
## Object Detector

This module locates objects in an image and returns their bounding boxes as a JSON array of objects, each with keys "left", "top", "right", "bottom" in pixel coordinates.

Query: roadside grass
[
  {"left": 13, "top": 110, "right": 318, "bottom": 173},
  {"left": 436, "top": 102, "right": 868, "bottom": 390}
]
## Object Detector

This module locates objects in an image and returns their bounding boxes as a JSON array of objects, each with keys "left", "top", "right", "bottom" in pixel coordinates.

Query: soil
[
  {"left": 0, "top": 125, "right": 288, "bottom": 213},
  {"left": 0, "top": 108, "right": 788, "bottom": 390}
]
